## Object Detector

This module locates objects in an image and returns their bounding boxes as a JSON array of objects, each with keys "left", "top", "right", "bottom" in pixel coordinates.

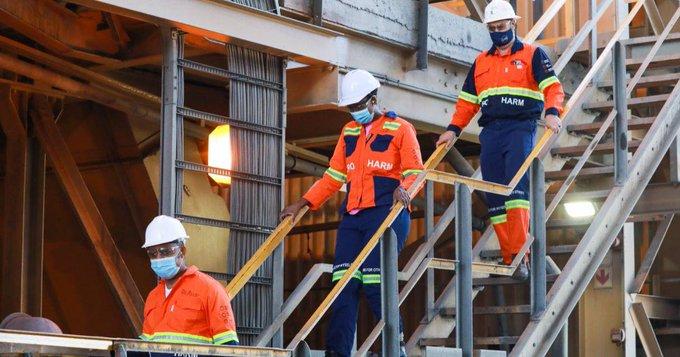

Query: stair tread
[
  {"left": 582, "top": 94, "right": 670, "bottom": 111},
  {"left": 627, "top": 53, "right": 680, "bottom": 69},
  {"left": 545, "top": 166, "right": 614, "bottom": 180},
  {"left": 567, "top": 116, "right": 655, "bottom": 134},
  {"left": 420, "top": 336, "right": 519, "bottom": 346},
  {"left": 439, "top": 305, "right": 531, "bottom": 317},
  {"left": 473, "top": 274, "right": 559, "bottom": 286},
  {"left": 551, "top": 140, "right": 642, "bottom": 156},
  {"left": 480, "top": 245, "right": 577, "bottom": 258},
  {"left": 598, "top": 73, "right": 680, "bottom": 89}
]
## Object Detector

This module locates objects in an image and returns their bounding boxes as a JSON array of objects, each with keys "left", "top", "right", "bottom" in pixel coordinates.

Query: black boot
[{"left": 512, "top": 257, "right": 530, "bottom": 281}]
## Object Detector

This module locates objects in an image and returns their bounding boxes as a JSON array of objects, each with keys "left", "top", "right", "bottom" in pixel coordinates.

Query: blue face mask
[
  {"left": 150, "top": 254, "right": 180, "bottom": 280},
  {"left": 350, "top": 108, "right": 374, "bottom": 125},
  {"left": 490, "top": 28, "right": 514, "bottom": 47}
]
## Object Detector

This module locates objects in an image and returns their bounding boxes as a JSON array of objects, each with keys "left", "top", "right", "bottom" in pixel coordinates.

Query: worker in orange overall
[
  {"left": 437, "top": 0, "right": 564, "bottom": 280},
  {"left": 281, "top": 69, "right": 424, "bottom": 356},
  {"left": 140, "top": 215, "right": 239, "bottom": 345}
]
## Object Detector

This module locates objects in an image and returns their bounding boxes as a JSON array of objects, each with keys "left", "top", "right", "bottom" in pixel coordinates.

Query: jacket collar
[{"left": 487, "top": 38, "right": 524, "bottom": 56}]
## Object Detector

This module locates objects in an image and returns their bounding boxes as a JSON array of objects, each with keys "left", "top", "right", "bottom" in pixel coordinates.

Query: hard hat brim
[
  {"left": 338, "top": 94, "right": 367, "bottom": 107},
  {"left": 484, "top": 15, "right": 521, "bottom": 24},
  {"left": 141, "top": 236, "right": 189, "bottom": 249}
]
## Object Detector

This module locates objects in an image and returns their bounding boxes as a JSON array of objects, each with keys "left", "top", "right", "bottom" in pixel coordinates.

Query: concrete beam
[{"left": 69, "top": 0, "right": 346, "bottom": 65}]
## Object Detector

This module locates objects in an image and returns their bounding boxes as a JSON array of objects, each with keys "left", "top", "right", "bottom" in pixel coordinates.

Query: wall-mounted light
[
  {"left": 564, "top": 201, "right": 596, "bottom": 218},
  {"left": 208, "top": 125, "right": 232, "bottom": 185}
]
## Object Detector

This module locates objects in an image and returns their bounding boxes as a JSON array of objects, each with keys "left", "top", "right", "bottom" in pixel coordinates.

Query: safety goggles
[{"left": 146, "top": 245, "right": 180, "bottom": 259}]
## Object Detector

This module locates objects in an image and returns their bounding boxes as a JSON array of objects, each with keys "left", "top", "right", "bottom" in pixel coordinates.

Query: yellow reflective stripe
[
  {"left": 478, "top": 86, "right": 544, "bottom": 101},
  {"left": 402, "top": 169, "right": 423, "bottom": 177},
  {"left": 344, "top": 127, "right": 361, "bottom": 136},
  {"left": 213, "top": 330, "right": 239, "bottom": 344},
  {"left": 506, "top": 199, "right": 530, "bottom": 210},
  {"left": 140, "top": 334, "right": 152, "bottom": 341},
  {"left": 459, "top": 90, "right": 479, "bottom": 104},
  {"left": 332, "top": 269, "right": 362, "bottom": 282},
  {"left": 489, "top": 214, "right": 507, "bottom": 225},
  {"left": 538, "top": 76, "right": 560, "bottom": 91},
  {"left": 362, "top": 274, "right": 381, "bottom": 284},
  {"left": 382, "top": 122, "right": 402, "bottom": 131},
  {"left": 143, "top": 332, "right": 212, "bottom": 344},
  {"left": 325, "top": 167, "right": 347, "bottom": 183}
]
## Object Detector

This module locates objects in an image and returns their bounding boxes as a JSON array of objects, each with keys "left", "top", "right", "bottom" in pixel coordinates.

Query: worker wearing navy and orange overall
[
  {"left": 437, "top": 0, "right": 564, "bottom": 280},
  {"left": 281, "top": 69, "right": 424, "bottom": 357}
]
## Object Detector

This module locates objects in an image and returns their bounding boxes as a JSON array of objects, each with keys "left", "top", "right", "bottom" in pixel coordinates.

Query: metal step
[
  {"left": 438, "top": 305, "right": 531, "bottom": 318},
  {"left": 567, "top": 116, "right": 655, "bottom": 134},
  {"left": 423, "top": 346, "right": 462, "bottom": 357},
  {"left": 627, "top": 53, "right": 680, "bottom": 70},
  {"left": 597, "top": 73, "right": 680, "bottom": 90},
  {"left": 551, "top": 140, "right": 642, "bottom": 157},
  {"left": 420, "top": 337, "right": 519, "bottom": 347},
  {"left": 655, "top": 327, "right": 680, "bottom": 336},
  {"left": 546, "top": 166, "right": 614, "bottom": 180},
  {"left": 582, "top": 94, "right": 670, "bottom": 112},
  {"left": 473, "top": 274, "right": 559, "bottom": 286},
  {"left": 480, "top": 245, "right": 577, "bottom": 259}
]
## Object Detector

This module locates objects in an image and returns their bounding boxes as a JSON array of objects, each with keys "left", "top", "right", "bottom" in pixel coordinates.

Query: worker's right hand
[
  {"left": 279, "top": 199, "right": 309, "bottom": 222},
  {"left": 435, "top": 130, "right": 457, "bottom": 146}
]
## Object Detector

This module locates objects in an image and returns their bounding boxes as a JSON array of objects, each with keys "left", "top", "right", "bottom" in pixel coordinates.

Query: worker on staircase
[
  {"left": 437, "top": 0, "right": 564, "bottom": 280},
  {"left": 140, "top": 215, "right": 239, "bottom": 345},
  {"left": 280, "top": 69, "right": 424, "bottom": 357}
]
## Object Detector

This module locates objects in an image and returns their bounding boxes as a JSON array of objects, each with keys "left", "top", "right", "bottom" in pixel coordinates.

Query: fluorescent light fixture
[{"left": 564, "top": 201, "right": 596, "bottom": 218}]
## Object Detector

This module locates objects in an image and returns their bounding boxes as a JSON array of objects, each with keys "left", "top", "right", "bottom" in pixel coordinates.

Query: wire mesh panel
[{"left": 226, "top": 44, "right": 284, "bottom": 345}]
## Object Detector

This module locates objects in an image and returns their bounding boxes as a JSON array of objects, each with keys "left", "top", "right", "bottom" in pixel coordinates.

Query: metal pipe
[
  {"left": 530, "top": 158, "right": 546, "bottom": 319},
  {"left": 311, "top": 0, "right": 323, "bottom": 26},
  {"left": 160, "top": 27, "right": 179, "bottom": 216},
  {"left": 455, "top": 183, "right": 473, "bottom": 357},
  {"left": 425, "top": 181, "right": 435, "bottom": 322},
  {"left": 613, "top": 40, "right": 628, "bottom": 186},
  {"left": 380, "top": 228, "right": 400, "bottom": 356},
  {"left": 590, "top": 0, "right": 598, "bottom": 67},
  {"left": 492, "top": 285, "right": 511, "bottom": 352},
  {"left": 417, "top": 0, "right": 429, "bottom": 70}
]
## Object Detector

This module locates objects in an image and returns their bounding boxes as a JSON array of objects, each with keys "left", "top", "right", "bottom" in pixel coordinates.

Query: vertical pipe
[
  {"left": 613, "top": 41, "right": 628, "bottom": 186},
  {"left": 455, "top": 183, "right": 473, "bottom": 357},
  {"left": 590, "top": 0, "right": 598, "bottom": 67},
  {"left": 670, "top": 137, "right": 680, "bottom": 184},
  {"left": 381, "top": 228, "right": 400, "bottom": 356},
  {"left": 623, "top": 223, "right": 636, "bottom": 357},
  {"left": 417, "top": 0, "right": 429, "bottom": 70},
  {"left": 493, "top": 285, "right": 511, "bottom": 352},
  {"left": 159, "top": 27, "right": 179, "bottom": 216},
  {"left": 311, "top": 0, "right": 323, "bottom": 26},
  {"left": 530, "top": 158, "right": 547, "bottom": 319},
  {"left": 425, "top": 181, "right": 435, "bottom": 321},
  {"left": 26, "top": 137, "right": 45, "bottom": 316}
]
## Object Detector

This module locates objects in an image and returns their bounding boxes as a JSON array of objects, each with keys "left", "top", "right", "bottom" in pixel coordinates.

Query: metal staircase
[{"left": 222, "top": 0, "right": 680, "bottom": 355}]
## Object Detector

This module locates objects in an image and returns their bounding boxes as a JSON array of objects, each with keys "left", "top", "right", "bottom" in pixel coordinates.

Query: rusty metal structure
[{"left": 1, "top": 0, "right": 680, "bottom": 356}]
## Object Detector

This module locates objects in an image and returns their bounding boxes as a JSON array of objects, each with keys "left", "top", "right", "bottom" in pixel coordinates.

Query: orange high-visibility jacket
[
  {"left": 303, "top": 112, "right": 424, "bottom": 212},
  {"left": 447, "top": 40, "right": 565, "bottom": 135},
  {"left": 141, "top": 266, "right": 238, "bottom": 345}
]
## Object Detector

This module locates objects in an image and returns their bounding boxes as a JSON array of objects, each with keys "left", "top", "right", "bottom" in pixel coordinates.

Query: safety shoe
[
  {"left": 512, "top": 259, "right": 530, "bottom": 281},
  {"left": 400, "top": 340, "right": 408, "bottom": 357}
]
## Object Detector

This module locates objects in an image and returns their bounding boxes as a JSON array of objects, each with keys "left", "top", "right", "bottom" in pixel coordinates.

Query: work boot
[
  {"left": 400, "top": 340, "right": 408, "bottom": 357},
  {"left": 324, "top": 351, "right": 340, "bottom": 357},
  {"left": 512, "top": 256, "right": 530, "bottom": 281}
]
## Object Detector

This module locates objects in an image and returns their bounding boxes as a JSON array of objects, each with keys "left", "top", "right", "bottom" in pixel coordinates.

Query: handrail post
[
  {"left": 381, "top": 228, "right": 400, "bottom": 356},
  {"left": 589, "top": 0, "right": 598, "bottom": 67},
  {"left": 613, "top": 40, "right": 629, "bottom": 186},
  {"left": 455, "top": 183, "right": 473, "bottom": 357},
  {"left": 530, "top": 158, "right": 547, "bottom": 319},
  {"left": 425, "top": 181, "right": 435, "bottom": 321}
]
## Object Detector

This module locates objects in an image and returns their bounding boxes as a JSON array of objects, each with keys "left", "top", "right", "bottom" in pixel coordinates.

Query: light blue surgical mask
[
  {"left": 150, "top": 254, "right": 180, "bottom": 280},
  {"left": 350, "top": 108, "right": 374, "bottom": 125}
]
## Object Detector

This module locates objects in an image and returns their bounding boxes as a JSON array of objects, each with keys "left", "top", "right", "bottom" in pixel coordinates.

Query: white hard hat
[
  {"left": 338, "top": 69, "right": 381, "bottom": 107},
  {"left": 142, "top": 215, "right": 189, "bottom": 248},
  {"left": 484, "top": 0, "right": 521, "bottom": 24}
]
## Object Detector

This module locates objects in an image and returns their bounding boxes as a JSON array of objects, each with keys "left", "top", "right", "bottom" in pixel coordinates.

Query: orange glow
[{"left": 208, "top": 125, "right": 232, "bottom": 185}]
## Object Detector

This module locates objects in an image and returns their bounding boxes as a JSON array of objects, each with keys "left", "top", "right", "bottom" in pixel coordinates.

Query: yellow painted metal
[
  {"left": 425, "top": 170, "right": 512, "bottom": 195},
  {"left": 287, "top": 140, "right": 455, "bottom": 349},
  {"left": 226, "top": 206, "right": 309, "bottom": 298}
]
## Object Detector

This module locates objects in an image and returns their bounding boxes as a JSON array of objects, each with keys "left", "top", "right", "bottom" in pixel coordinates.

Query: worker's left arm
[
  {"left": 532, "top": 47, "right": 565, "bottom": 117},
  {"left": 399, "top": 122, "right": 425, "bottom": 191},
  {"left": 207, "top": 285, "right": 239, "bottom": 346}
]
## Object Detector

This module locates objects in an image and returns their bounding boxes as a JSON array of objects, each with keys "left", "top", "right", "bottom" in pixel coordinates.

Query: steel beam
[
  {"left": 0, "top": 86, "right": 28, "bottom": 317},
  {"left": 30, "top": 95, "right": 144, "bottom": 333},
  {"left": 671, "top": 136, "right": 680, "bottom": 183},
  {"left": 629, "top": 302, "right": 663, "bottom": 357},
  {"left": 463, "top": 0, "right": 486, "bottom": 22},
  {"left": 590, "top": 0, "right": 598, "bottom": 66},
  {"left": 311, "top": 0, "right": 323, "bottom": 26},
  {"left": 455, "top": 183, "right": 473, "bottom": 357},
  {"left": 530, "top": 159, "right": 546, "bottom": 319},
  {"left": 632, "top": 294, "right": 680, "bottom": 320},
  {"left": 69, "top": 0, "right": 343, "bottom": 65},
  {"left": 623, "top": 223, "right": 636, "bottom": 356},
  {"left": 416, "top": 0, "right": 428, "bottom": 70},
  {"left": 160, "top": 27, "right": 179, "bottom": 216},
  {"left": 381, "top": 228, "right": 400, "bottom": 356},
  {"left": 632, "top": 215, "right": 674, "bottom": 294},
  {"left": 425, "top": 181, "right": 435, "bottom": 322},
  {"left": 613, "top": 41, "right": 628, "bottom": 185},
  {"left": 511, "top": 63, "right": 680, "bottom": 357},
  {"left": 25, "top": 135, "right": 46, "bottom": 316},
  {"left": 642, "top": 0, "right": 665, "bottom": 36}
]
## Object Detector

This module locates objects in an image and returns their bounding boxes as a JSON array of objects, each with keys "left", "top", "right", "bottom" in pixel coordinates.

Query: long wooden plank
[
  {"left": 226, "top": 206, "right": 309, "bottom": 297},
  {"left": 425, "top": 170, "right": 511, "bottom": 195},
  {"left": 287, "top": 140, "right": 455, "bottom": 349},
  {"left": 30, "top": 95, "right": 144, "bottom": 333}
]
